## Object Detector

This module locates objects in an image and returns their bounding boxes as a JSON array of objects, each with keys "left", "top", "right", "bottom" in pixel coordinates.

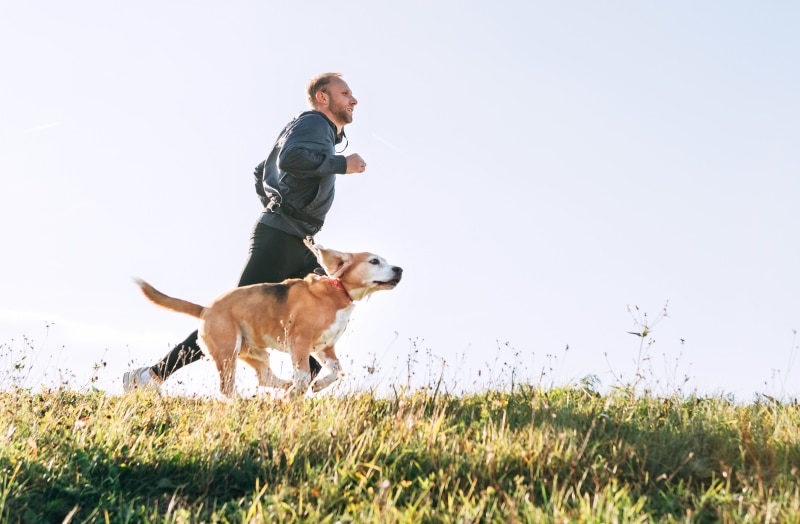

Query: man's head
[{"left": 306, "top": 72, "right": 358, "bottom": 131}]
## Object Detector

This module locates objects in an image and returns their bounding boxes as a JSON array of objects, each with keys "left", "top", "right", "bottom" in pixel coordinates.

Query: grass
[
  {"left": 1, "top": 385, "right": 800, "bottom": 523},
  {"left": 3, "top": 307, "right": 799, "bottom": 522}
]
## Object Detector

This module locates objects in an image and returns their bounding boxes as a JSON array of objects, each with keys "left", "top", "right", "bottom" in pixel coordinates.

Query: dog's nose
[{"left": 393, "top": 266, "right": 403, "bottom": 277}]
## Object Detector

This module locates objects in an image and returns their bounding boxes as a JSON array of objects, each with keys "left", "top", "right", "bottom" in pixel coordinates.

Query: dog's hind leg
[
  {"left": 215, "top": 357, "right": 238, "bottom": 397},
  {"left": 201, "top": 323, "right": 241, "bottom": 397}
]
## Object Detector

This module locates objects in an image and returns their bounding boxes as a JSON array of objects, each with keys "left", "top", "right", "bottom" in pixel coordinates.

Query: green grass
[{"left": 1, "top": 386, "right": 799, "bottom": 523}]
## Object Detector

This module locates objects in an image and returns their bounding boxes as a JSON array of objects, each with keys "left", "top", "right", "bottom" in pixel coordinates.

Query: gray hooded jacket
[{"left": 255, "top": 111, "right": 347, "bottom": 237}]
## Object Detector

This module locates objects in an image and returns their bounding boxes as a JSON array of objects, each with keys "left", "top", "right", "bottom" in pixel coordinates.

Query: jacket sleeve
[
  {"left": 277, "top": 114, "right": 347, "bottom": 177},
  {"left": 253, "top": 160, "right": 270, "bottom": 206}
]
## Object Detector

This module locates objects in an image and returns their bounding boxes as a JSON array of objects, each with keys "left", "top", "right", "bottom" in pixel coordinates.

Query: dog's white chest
[{"left": 314, "top": 304, "right": 355, "bottom": 349}]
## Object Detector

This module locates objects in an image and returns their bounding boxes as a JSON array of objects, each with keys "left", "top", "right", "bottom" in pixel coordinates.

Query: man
[{"left": 123, "top": 72, "right": 367, "bottom": 392}]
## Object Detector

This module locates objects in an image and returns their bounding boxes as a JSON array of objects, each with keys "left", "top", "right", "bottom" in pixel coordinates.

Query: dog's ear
[
  {"left": 304, "top": 240, "right": 353, "bottom": 278},
  {"left": 316, "top": 247, "right": 353, "bottom": 279}
]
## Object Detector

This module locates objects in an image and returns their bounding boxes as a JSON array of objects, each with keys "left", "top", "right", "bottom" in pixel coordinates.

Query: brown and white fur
[{"left": 135, "top": 242, "right": 402, "bottom": 398}]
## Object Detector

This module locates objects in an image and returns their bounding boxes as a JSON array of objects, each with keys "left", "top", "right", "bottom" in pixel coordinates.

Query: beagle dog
[{"left": 136, "top": 242, "right": 402, "bottom": 397}]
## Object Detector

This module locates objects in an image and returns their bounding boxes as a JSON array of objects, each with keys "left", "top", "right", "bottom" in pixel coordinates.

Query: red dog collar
[{"left": 328, "top": 278, "right": 352, "bottom": 302}]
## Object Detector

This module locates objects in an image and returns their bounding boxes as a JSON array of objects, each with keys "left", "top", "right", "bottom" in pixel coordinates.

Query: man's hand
[{"left": 345, "top": 153, "right": 367, "bottom": 174}]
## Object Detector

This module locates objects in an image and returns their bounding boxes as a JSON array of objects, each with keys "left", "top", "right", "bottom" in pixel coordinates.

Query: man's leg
[
  {"left": 237, "top": 222, "right": 320, "bottom": 286},
  {"left": 123, "top": 330, "right": 205, "bottom": 391},
  {"left": 151, "top": 330, "right": 205, "bottom": 380}
]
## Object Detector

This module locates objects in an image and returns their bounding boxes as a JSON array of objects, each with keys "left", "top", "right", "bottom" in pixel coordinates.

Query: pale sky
[{"left": 1, "top": 1, "right": 798, "bottom": 400}]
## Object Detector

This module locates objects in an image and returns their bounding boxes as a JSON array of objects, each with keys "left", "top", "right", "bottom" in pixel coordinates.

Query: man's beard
[{"left": 330, "top": 102, "right": 353, "bottom": 124}]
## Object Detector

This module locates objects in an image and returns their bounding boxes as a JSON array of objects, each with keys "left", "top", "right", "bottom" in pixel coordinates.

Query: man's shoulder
[
  {"left": 292, "top": 111, "right": 335, "bottom": 130},
  {"left": 289, "top": 110, "right": 319, "bottom": 122},
  {"left": 283, "top": 111, "right": 336, "bottom": 143}
]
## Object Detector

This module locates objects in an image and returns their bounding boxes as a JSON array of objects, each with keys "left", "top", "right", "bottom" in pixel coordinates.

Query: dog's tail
[{"left": 134, "top": 278, "right": 205, "bottom": 318}]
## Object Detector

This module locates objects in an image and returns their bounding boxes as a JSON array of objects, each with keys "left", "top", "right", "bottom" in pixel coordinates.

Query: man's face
[{"left": 322, "top": 78, "right": 358, "bottom": 127}]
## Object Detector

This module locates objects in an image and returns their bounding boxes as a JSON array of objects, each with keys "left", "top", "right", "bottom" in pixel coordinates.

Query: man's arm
[{"left": 278, "top": 114, "right": 347, "bottom": 177}]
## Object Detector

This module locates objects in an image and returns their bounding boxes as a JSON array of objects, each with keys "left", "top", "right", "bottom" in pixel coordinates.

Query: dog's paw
[
  {"left": 310, "top": 371, "right": 344, "bottom": 393},
  {"left": 260, "top": 377, "right": 292, "bottom": 390}
]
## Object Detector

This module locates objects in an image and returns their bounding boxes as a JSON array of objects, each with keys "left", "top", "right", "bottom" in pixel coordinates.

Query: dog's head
[{"left": 306, "top": 241, "right": 402, "bottom": 301}]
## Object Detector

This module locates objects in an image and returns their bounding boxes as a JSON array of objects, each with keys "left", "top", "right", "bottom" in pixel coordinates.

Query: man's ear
[{"left": 315, "top": 90, "right": 328, "bottom": 107}]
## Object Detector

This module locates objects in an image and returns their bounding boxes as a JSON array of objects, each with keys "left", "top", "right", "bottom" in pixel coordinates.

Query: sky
[{"left": 1, "top": 1, "right": 798, "bottom": 401}]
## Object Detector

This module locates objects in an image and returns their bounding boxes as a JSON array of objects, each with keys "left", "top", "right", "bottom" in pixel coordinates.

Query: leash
[{"left": 266, "top": 199, "right": 318, "bottom": 247}]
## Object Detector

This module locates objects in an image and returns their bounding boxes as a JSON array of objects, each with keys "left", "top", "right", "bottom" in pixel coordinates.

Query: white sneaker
[{"left": 122, "top": 367, "right": 163, "bottom": 392}]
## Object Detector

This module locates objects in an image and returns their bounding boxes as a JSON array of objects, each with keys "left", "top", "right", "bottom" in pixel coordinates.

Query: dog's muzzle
[{"left": 379, "top": 266, "right": 403, "bottom": 287}]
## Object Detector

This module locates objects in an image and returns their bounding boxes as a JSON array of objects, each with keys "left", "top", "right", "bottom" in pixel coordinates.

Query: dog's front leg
[
  {"left": 240, "top": 353, "right": 291, "bottom": 390},
  {"left": 284, "top": 346, "right": 313, "bottom": 398},
  {"left": 285, "top": 369, "right": 312, "bottom": 398},
  {"left": 311, "top": 349, "right": 344, "bottom": 393}
]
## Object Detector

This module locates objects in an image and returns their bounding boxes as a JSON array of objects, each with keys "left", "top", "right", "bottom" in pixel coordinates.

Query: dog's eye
[{"left": 369, "top": 258, "right": 380, "bottom": 265}]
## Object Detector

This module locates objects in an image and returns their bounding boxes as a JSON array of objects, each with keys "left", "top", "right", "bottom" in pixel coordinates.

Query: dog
[{"left": 135, "top": 241, "right": 402, "bottom": 398}]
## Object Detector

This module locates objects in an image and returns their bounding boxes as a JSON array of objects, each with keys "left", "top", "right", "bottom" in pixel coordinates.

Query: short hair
[{"left": 306, "top": 72, "right": 343, "bottom": 108}]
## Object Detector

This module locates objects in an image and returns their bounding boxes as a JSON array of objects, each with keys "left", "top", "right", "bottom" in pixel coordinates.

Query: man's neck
[{"left": 315, "top": 108, "right": 343, "bottom": 134}]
